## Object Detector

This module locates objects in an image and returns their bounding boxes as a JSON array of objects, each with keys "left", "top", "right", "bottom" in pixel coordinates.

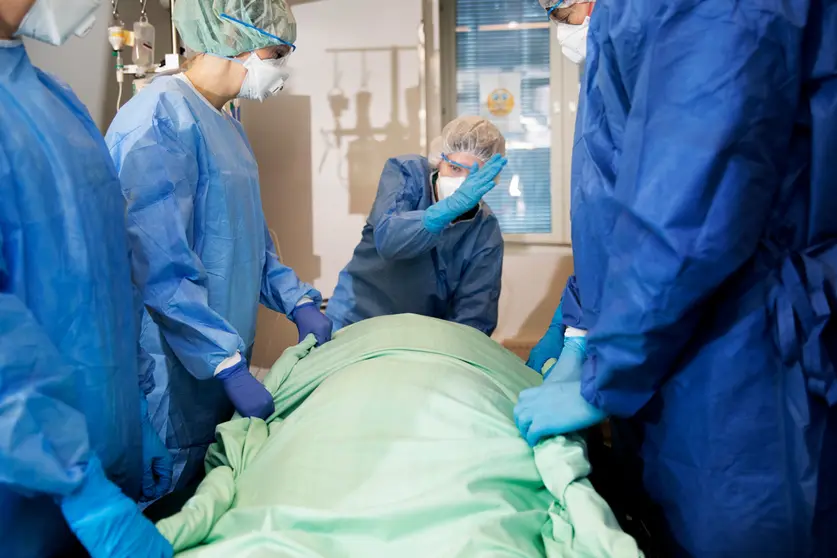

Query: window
[{"left": 439, "top": 0, "right": 579, "bottom": 244}]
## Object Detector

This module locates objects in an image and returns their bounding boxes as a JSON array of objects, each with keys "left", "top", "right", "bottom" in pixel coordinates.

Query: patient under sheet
[{"left": 156, "top": 314, "right": 642, "bottom": 557}]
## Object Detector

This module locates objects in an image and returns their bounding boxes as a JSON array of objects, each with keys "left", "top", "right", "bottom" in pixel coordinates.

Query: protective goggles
[
  {"left": 440, "top": 153, "right": 479, "bottom": 172},
  {"left": 546, "top": 1, "right": 595, "bottom": 24},
  {"left": 219, "top": 13, "right": 297, "bottom": 52}
]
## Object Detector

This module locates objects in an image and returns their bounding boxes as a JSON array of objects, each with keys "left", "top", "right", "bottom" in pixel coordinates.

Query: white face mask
[
  {"left": 17, "top": 0, "right": 101, "bottom": 46},
  {"left": 436, "top": 176, "right": 466, "bottom": 200},
  {"left": 238, "top": 53, "right": 290, "bottom": 102},
  {"left": 555, "top": 16, "right": 590, "bottom": 65}
]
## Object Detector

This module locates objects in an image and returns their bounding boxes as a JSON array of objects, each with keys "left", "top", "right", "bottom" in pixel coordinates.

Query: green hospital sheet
[{"left": 157, "top": 314, "right": 642, "bottom": 557}]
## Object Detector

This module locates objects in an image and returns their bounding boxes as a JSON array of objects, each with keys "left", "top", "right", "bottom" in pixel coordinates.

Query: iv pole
[{"left": 110, "top": 0, "right": 182, "bottom": 111}]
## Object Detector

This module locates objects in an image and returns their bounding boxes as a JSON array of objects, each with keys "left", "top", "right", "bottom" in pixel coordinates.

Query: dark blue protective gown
[
  {"left": 327, "top": 155, "right": 503, "bottom": 336},
  {"left": 561, "top": 1, "right": 837, "bottom": 555}
]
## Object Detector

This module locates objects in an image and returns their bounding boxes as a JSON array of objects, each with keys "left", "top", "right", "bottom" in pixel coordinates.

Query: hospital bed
[{"left": 151, "top": 314, "right": 643, "bottom": 557}]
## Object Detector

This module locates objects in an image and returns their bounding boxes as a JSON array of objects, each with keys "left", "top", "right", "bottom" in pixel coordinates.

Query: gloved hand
[
  {"left": 139, "top": 395, "right": 173, "bottom": 501},
  {"left": 526, "top": 302, "right": 565, "bottom": 373},
  {"left": 59, "top": 457, "right": 173, "bottom": 558},
  {"left": 424, "top": 154, "right": 508, "bottom": 233},
  {"left": 292, "top": 301, "right": 333, "bottom": 345},
  {"left": 515, "top": 381, "right": 606, "bottom": 447},
  {"left": 216, "top": 359, "right": 275, "bottom": 419},
  {"left": 514, "top": 338, "right": 605, "bottom": 447},
  {"left": 542, "top": 335, "right": 586, "bottom": 383}
]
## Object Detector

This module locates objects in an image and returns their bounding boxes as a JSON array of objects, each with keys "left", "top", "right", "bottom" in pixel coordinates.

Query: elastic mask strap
[
  {"left": 206, "top": 51, "right": 278, "bottom": 67},
  {"left": 219, "top": 13, "right": 297, "bottom": 51},
  {"left": 206, "top": 51, "right": 241, "bottom": 64}
]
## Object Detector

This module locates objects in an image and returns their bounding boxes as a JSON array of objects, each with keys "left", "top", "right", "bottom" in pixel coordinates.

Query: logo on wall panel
[{"left": 487, "top": 88, "right": 515, "bottom": 117}]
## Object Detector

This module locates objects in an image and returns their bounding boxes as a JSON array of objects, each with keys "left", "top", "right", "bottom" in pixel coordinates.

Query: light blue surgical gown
[
  {"left": 549, "top": 0, "right": 837, "bottom": 554},
  {"left": 327, "top": 155, "right": 503, "bottom": 336},
  {"left": 0, "top": 41, "right": 142, "bottom": 557},
  {"left": 106, "top": 75, "right": 320, "bottom": 491}
]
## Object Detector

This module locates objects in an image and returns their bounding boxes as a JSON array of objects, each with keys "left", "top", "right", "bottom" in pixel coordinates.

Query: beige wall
[
  {"left": 243, "top": 94, "right": 320, "bottom": 367},
  {"left": 496, "top": 245, "right": 573, "bottom": 342}
]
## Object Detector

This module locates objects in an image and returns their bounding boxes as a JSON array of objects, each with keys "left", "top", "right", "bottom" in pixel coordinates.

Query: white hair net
[
  {"left": 539, "top": 0, "right": 589, "bottom": 9},
  {"left": 173, "top": 0, "right": 297, "bottom": 57},
  {"left": 428, "top": 116, "right": 506, "bottom": 168}
]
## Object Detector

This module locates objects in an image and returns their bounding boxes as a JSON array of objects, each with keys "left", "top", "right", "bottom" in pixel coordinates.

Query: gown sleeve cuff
[
  {"left": 295, "top": 297, "right": 314, "bottom": 308},
  {"left": 214, "top": 351, "right": 242, "bottom": 376}
]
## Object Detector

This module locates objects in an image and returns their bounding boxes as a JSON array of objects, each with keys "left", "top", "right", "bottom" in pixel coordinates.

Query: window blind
[{"left": 455, "top": 0, "right": 552, "bottom": 234}]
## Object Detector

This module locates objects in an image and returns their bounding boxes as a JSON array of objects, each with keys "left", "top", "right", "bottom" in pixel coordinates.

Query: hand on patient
[
  {"left": 292, "top": 302, "right": 333, "bottom": 345},
  {"left": 515, "top": 335, "right": 606, "bottom": 447},
  {"left": 216, "top": 359, "right": 275, "bottom": 419}
]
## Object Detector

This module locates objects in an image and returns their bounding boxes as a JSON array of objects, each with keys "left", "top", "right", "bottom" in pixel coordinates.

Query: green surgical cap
[{"left": 173, "top": 0, "right": 297, "bottom": 57}]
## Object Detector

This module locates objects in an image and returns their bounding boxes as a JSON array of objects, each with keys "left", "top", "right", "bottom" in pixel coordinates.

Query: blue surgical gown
[
  {"left": 562, "top": 1, "right": 837, "bottom": 555},
  {"left": 106, "top": 75, "right": 320, "bottom": 491},
  {"left": 0, "top": 41, "right": 142, "bottom": 557},
  {"left": 327, "top": 155, "right": 503, "bottom": 336}
]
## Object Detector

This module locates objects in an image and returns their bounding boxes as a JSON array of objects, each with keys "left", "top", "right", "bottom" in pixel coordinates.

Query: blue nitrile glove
[
  {"left": 514, "top": 338, "right": 605, "bottom": 447},
  {"left": 139, "top": 395, "right": 173, "bottom": 501},
  {"left": 543, "top": 335, "right": 586, "bottom": 383},
  {"left": 423, "top": 154, "right": 508, "bottom": 233},
  {"left": 527, "top": 301, "right": 565, "bottom": 374},
  {"left": 514, "top": 381, "right": 607, "bottom": 447},
  {"left": 292, "top": 301, "right": 333, "bottom": 345},
  {"left": 59, "top": 457, "right": 173, "bottom": 558},
  {"left": 216, "top": 359, "right": 275, "bottom": 419}
]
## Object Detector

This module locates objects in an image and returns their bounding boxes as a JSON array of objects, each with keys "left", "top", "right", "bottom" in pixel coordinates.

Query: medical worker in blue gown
[
  {"left": 106, "top": 0, "right": 332, "bottom": 493},
  {"left": 0, "top": 1, "right": 173, "bottom": 557},
  {"left": 326, "top": 116, "right": 508, "bottom": 336},
  {"left": 515, "top": 1, "right": 837, "bottom": 556}
]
